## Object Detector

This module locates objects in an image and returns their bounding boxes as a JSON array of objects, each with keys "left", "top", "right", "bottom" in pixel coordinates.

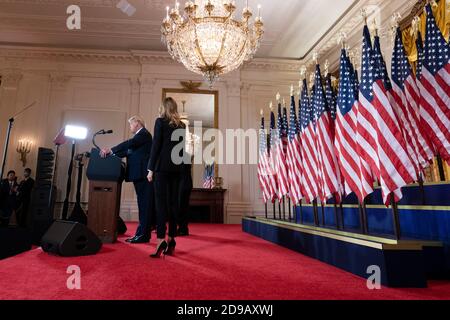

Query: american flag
[
  {"left": 268, "top": 110, "right": 279, "bottom": 202},
  {"left": 313, "top": 64, "right": 342, "bottom": 203},
  {"left": 325, "top": 74, "right": 337, "bottom": 135},
  {"left": 286, "top": 95, "right": 303, "bottom": 205},
  {"left": 359, "top": 24, "right": 417, "bottom": 204},
  {"left": 299, "top": 79, "right": 319, "bottom": 203},
  {"left": 335, "top": 49, "right": 373, "bottom": 202},
  {"left": 417, "top": 4, "right": 450, "bottom": 165},
  {"left": 203, "top": 163, "right": 215, "bottom": 189},
  {"left": 258, "top": 115, "right": 271, "bottom": 203},
  {"left": 275, "top": 103, "right": 289, "bottom": 199},
  {"left": 325, "top": 74, "right": 337, "bottom": 125},
  {"left": 348, "top": 58, "right": 360, "bottom": 100},
  {"left": 374, "top": 34, "right": 421, "bottom": 176},
  {"left": 391, "top": 27, "right": 435, "bottom": 172}
]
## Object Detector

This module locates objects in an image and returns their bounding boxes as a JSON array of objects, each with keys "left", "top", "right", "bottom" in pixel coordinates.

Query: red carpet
[{"left": 0, "top": 223, "right": 449, "bottom": 300}]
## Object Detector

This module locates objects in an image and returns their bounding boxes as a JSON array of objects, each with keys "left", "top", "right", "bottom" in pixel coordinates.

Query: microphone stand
[
  {"left": 92, "top": 130, "right": 103, "bottom": 151},
  {"left": 0, "top": 101, "right": 36, "bottom": 180}
]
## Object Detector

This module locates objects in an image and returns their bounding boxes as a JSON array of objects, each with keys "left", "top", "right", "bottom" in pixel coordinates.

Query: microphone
[{"left": 96, "top": 129, "right": 113, "bottom": 135}]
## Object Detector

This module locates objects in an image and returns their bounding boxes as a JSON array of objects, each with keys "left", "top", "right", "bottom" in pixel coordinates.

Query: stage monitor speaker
[
  {"left": 41, "top": 220, "right": 102, "bottom": 257},
  {"left": 0, "top": 227, "right": 32, "bottom": 260},
  {"left": 31, "top": 147, "right": 56, "bottom": 244}
]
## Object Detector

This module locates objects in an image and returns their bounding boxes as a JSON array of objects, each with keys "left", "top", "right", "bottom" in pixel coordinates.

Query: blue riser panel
[
  {"left": 296, "top": 207, "right": 450, "bottom": 243},
  {"left": 243, "top": 219, "right": 427, "bottom": 288}
]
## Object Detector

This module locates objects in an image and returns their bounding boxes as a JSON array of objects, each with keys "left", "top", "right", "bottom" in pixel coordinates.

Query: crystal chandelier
[{"left": 162, "top": 0, "right": 264, "bottom": 87}]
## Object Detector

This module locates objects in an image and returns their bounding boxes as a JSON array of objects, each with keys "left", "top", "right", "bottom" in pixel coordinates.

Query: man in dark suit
[
  {"left": 16, "top": 168, "right": 35, "bottom": 228},
  {"left": 0, "top": 170, "right": 18, "bottom": 227},
  {"left": 101, "top": 116, "right": 155, "bottom": 243}
]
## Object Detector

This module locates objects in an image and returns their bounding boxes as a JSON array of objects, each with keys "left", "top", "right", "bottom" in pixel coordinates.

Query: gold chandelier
[{"left": 162, "top": 0, "right": 264, "bottom": 87}]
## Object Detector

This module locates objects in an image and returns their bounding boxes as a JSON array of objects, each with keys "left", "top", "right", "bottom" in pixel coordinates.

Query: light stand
[
  {"left": 0, "top": 118, "right": 14, "bottom": 180},
  {"left": 61, "top": 140, "right": 76, "bottom": 220},
  {"left": 0, "top": 101, "right": 36, "bottom": 180},
  {"left": 60, "top": 125, "right": 88, "bottom": 220}
]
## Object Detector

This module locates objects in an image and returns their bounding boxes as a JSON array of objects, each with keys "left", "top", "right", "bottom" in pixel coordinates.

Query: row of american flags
[{"left": 258, "top": 4, "right": 449, "bottom": 207}]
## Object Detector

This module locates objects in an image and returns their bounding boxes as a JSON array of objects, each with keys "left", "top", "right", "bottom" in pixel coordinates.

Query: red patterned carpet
[{"left": 0, "top": 222, "right": 449, "bottom": 300}]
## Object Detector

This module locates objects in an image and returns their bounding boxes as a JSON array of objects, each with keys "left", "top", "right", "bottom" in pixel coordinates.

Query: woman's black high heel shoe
[
  {"left": 164, "top": 239, "right": 176, "bottom": 256},
  {"left": 150, "top": 241, "right": 168, "bottom": 258}
]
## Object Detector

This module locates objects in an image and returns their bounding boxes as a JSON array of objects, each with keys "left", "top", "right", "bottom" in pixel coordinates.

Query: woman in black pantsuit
[{"left": 147, "top": 97, "right": 186, "bottom": 258}]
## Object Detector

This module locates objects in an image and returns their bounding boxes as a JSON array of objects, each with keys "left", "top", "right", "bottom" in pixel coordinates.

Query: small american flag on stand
[
  {"left": 275, "top": 99, "right": 290, "bottom": 200},
  {"left": 285, "top": 92, "right": 303, "bottom": 205},
  {"left": 335, "top": 49, "right": 373, "bottom": 202},
  {"left": 359, "top": 24, "right": 417, "bottom": 204},
  {"left": 312, "top": 64, "right": 342, "bottom": 203},
  {"left": 268, "top": 107, "right": 279, "bottom": 202},
  {"left": 203, "top": 163, "right": 215, "bottom": 189},
  {"left": 391, "top": 27, "right": 435, "bottom": 172},
  {"left": 299, "top": 79, "right": 319, "bottom": 203},
  {"left": 258, "top": 113, "right": 271, "bottom": 203},
  {"left": 417, "top": 4, "right": 450, "bottom": 165}
]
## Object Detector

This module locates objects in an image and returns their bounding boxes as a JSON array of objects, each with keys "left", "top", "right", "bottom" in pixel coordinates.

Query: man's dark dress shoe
[
  {"left": 129, "top": 236, "right": 150, "bottom": 244},
  {"left": 125, "top": 236, "right": 138, "bottom": 243}
]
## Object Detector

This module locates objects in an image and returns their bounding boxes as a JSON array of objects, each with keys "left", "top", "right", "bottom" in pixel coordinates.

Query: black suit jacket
[
  {"left": 0, "top": 179, "right": 17, "bottom": 217},
  {"left": 18, "top": 178, "right": 34, "bottom": 201},
  {"left": 112, "top": 128, "right": 153, "bottom": 182},
  {"left": 147, "top": 118, "right": 186, "bottom": 174}
]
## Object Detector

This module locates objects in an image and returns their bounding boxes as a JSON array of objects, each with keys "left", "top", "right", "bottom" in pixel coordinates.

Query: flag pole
[
  {"left": 313, "top": 200, "right": 319, "bottom": 226},
  {"left": 273, "top": 201, "right": 276, "bottom": 220},
  {"left": 288, "top": 198, "right": 291, "bottom": 221},
  {"left": 340, "top": 202, "right": 345, "bottom": 230},
  {"left": 265, "top": 203, "right": 268, "bottom": 219},
  {"left": 391, "top": 193, "right": 401, "bottom": 240},
  {"left": 358, "top": 200, "right": 368, "bottom": 234},
  {"left": 278, "top": 198, "right": 282, "bottom": 220},
  {"left": 282, "top": 197, "right": 286, "bottom": 220},
  {"left": 333, "top": 195, "right": 340, "bottom": 230},
  {"left": 299, "top": 203, "right": 303, "bottom": 224},
  {"left": 418, "top": 174, "right": 426, "bottom": 205},
  {"left": 436, "top": 155, "right": 446, "bottom": 181},
  {"left": 321, "top": 202, "right": 325, "bottom": 227}
]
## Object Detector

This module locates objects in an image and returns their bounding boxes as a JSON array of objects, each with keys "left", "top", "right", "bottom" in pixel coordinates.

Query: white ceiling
[{"left": 0, "top": 0, "right": 357, "bottom": 59}]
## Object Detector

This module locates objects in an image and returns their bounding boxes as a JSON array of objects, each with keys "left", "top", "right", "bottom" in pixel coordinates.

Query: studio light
[{"left": 64, "top": 125, "right": 88, "bottom": 140}]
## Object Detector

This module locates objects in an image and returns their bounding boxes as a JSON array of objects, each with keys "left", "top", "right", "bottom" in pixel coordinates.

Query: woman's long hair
[{"left": 161, "top": 97, "right": 183, "bottom": 127}]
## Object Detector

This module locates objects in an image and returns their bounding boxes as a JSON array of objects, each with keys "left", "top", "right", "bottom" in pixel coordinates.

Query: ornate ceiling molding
[
  {"left": 243, "top": 58, "right": 303, "bottom": 73},
  {"left": 0, "top": 0, "right": 167, "bottom": 9},
  {"left": 0, "top": 0, "right": 115, "bottom": 7},
  {"left": 0, "top": 13, "right": 162, "bottom": 37},
  {"left": 302, "top": 0, "right": 417, "bottom": 70}
]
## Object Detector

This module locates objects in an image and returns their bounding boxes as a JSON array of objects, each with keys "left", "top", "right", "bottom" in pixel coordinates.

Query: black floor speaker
[
  {"left": 0, "top": 227, "right": 32, "bottom": 260},
  {"left": 41, "top": 220, "right": 102, "bottom": 257}
]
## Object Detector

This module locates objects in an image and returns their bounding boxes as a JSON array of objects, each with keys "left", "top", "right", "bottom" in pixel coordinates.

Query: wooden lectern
[{"left": 86, "top": 148, "right": 125, "bottom": 243}]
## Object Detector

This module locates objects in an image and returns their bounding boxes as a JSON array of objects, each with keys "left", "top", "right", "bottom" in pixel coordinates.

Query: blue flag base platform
[{"left": 243, "top": 217, "right": 445, "bottom": 288}]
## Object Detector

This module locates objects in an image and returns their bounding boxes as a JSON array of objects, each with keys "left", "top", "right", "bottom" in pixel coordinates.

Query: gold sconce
[{"left": 17, "top": 139, "right": 33, "bottom": 167}]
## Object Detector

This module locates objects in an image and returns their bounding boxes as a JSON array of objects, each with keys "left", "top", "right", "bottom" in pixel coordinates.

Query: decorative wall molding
[
  {"left": 49, "top": 72, "right": 71, "bottom": 89},
  {"left": 138, "top": 76, "right": 156, "bottom": 94},
  {"left": 226, "top": 81, "right": 242, "bottom": 98},
  {"left": 0, "top": 68, "right": 23, "bottom": 89}
]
